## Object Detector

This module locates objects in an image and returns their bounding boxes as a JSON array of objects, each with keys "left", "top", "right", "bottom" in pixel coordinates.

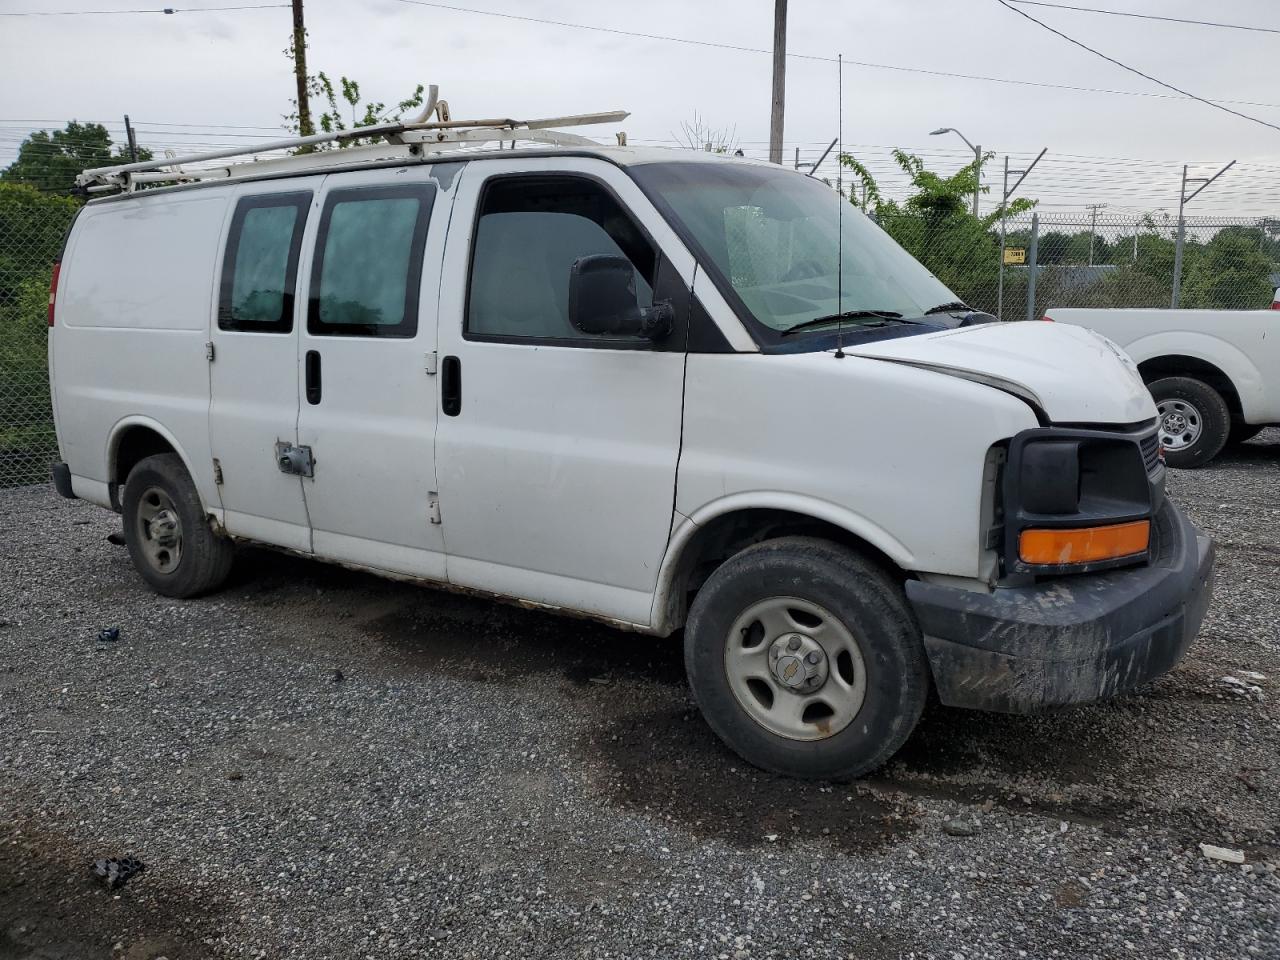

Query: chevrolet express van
[{"left": 48, "top": 118, "right": 1215, "bottom": 778}]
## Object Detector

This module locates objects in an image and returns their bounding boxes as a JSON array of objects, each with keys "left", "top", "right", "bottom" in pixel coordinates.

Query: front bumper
[{"left": 905, "top": 500, "right": 1214, "bottom": 713}]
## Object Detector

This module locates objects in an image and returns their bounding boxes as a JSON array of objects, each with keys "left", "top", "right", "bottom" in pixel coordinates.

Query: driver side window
[{"left": 466, "top": 175, "right": 656, "bottom": 343}]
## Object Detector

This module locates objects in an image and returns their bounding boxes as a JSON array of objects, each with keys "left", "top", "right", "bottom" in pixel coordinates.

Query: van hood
[{"left": 847, "top": 320, "right": 1155, "bottom": 424}]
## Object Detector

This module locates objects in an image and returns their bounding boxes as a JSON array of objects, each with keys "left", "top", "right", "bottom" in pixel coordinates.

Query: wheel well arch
[
  {"left": 106, "top": 420, "right": 191, "bottom": 510},
  {"left": 1137, "top": 355, "right": 1243, "bottom": 423},
  {"left": 652, "top": 507, "right": 905, "bottom": 636}
]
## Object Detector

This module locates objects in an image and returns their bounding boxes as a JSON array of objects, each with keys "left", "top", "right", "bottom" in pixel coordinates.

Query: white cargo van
[{"left": 48, "top": 109, "right": 1214, "bottom": 779}]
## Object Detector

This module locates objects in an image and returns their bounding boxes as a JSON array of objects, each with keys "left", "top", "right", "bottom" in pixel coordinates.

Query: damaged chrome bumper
[{"left": 905, "top": 499, "right": 1215, "bottom": 713}]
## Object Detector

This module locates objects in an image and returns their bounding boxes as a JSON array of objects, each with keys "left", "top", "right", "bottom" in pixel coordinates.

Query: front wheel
[
  {"left": 684, "top": 537, "right": 929, "bottom": 780},
  {"left": 1149, "top": 376, "right": 1230, "bottom": 469},
  {"left": 122, "top": 453, "right": 234, "bottom": 598}
]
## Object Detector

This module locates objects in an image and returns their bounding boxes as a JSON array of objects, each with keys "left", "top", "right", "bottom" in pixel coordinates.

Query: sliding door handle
[
  {"left": 441, "top": 355, "right": 461, "bottom": 417},
  {"left": 305, "top": 350, "right": 322, "bottom": 405}
]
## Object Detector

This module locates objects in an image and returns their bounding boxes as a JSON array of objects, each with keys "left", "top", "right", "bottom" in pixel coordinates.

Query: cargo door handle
[
  {"left": 305, "top": 350, "right": 322, "bottom": 405},
  {"left": 441, "top": 355, "right": 461, "bottom": 416}
]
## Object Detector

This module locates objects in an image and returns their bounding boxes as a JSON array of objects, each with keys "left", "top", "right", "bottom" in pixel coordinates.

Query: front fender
[{"left": 648, "top": 492, "right": 916, "bottom": 635}]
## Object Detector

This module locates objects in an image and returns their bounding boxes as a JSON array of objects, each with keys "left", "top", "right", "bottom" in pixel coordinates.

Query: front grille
[{"left": 1139, "top": 431, "right": 1161, "bottom": 474}]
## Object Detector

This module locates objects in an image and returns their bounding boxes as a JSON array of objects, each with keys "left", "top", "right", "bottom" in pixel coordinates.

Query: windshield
[{"left": 630, "top": 161, "right": 960, "bottom": 338}]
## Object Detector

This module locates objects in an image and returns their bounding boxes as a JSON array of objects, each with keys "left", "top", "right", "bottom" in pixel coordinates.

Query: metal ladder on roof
[{"left": 76, "top": 85, "right": 629, "bottom": 194}]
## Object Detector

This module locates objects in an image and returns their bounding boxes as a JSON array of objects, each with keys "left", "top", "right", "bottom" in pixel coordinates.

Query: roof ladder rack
[{"left": 76, "top": 86, "right": 629, "bottom": 193}]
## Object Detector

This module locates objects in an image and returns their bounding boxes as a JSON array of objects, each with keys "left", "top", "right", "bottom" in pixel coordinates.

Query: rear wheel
[
  {"left": 684, "top": 537, "right": 928, "bottom": 780},
  {"left": 122, "top": 453, "right": 233, "bottom": 598},
  {"left": 1149, "top": 376, "right": 1229, "bottom": 469}
]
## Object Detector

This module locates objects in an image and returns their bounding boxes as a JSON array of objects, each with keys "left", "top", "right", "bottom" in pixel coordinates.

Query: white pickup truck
[{"left": 1046, "top": 305, "right": 1280, "bottom": 468}]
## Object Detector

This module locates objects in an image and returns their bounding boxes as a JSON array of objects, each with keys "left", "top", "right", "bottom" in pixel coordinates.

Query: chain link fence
[
  {"left": 1, "top": 185, "right": 1278, "bottom": 488},
  {"left": 1, "top": 185, "right": 77, "bottom": 488},
  {"left": 880, "top": 210, "right": 1279, "bottom": 322}
]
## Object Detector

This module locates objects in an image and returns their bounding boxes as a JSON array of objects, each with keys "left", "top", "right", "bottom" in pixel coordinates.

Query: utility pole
[
  {"left": 291, "top": 0, "right": 314, "bottom": 142},
  {"left": 123, "top": 114, "right": 138, "bottom": 163},
  {"left": 995, "top": 148, "right": 1047, "bottom": 320},
  {"left": 768, "top": 0, "right": 787, "bottom": 165},
  {"left": 1085, "top": 203, "right": 1107, "bottom": 265},
  {"left": 1171, "top": 160, "right": 1235, "bottom": 307}
]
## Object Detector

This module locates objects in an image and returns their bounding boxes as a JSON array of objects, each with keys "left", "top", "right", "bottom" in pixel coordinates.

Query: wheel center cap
[
  {"left": 1163, "top": 412, "right": 1185, "bottom": 432},
  {"left": 768, "top": 633, "right": 829, "bottom": 692}
]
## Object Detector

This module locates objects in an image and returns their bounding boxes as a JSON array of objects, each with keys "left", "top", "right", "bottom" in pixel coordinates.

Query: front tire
[
  {"left": 1149, "top": 376, "right": 1230, "bottom": 469},
  {"left": 122, "top": 453, "right": 233, "bottom": 598},
  {"left": 684, "top": 537, "right": 929, "bottom": 780}
]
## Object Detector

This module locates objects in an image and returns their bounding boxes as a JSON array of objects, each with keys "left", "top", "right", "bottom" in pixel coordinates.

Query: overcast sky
[{"left": 2, "top": 0, "right": 1278, "bottom": 217}]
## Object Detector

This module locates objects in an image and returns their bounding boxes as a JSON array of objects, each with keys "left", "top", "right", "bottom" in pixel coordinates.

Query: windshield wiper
[
  {"left": 780, "top": 310, "right": 905, "bottom": 336},
  {"left": 924, "top": 301, "right": 970, "bottom": 315}
]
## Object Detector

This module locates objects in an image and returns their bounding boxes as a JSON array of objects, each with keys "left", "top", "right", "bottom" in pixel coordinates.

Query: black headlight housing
[{"left": 1001, "top": 425, "right": 1164, "bottom": 578}]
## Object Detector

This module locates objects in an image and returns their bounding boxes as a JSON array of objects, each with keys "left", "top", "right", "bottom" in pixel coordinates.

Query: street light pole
[{"left": 930, "top": 127, "right": 982, "bottom": 218}]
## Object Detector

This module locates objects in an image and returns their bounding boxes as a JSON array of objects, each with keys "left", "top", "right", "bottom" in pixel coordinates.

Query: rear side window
[
  {"left": 308, "top": 184, "right": 435, "bottom": 338},
  {"left": 219, "top": 192, "right": 311, "bottom": 333}
]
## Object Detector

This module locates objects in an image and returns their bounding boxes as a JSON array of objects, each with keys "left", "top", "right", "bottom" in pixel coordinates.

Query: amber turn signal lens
[{"left": 1018, "top": 520, "right": 1150, "bottom": 566}]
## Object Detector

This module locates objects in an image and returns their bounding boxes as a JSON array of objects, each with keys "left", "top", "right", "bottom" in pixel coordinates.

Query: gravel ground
[{"left": 2, "top": 433, "right": 1278, "bottom": 960}]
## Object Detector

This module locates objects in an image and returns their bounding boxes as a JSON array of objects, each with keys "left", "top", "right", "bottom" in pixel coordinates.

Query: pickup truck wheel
[
  {"left": 122, "top": 453, "right": 233, "bottom": 598},
  {"left": 1150, "top": 377, "right": 1229, "bottom": 469},
  {"left": 684, "top": 537, "right": 928, "bottom": 780}
]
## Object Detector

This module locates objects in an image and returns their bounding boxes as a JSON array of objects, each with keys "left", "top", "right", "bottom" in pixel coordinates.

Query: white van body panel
[
  {"left": 674, "top": 351, "right": 1037, "bottom": 580},
  {"left": 434, "top": 157, "right": 691, "bottom": 625},
  {"left": 849, "top": 321, "right": 1156, "bottom": 425},
  {"left": 1047, "top": 307, "right": 1280, "bottom": 425},
  {"left": 208, "top": 176, "right": 326, "bottom": 553},
  {"left": 296, "top": 165, "right": 454, "bottom": 582},
  {"left": 54, "top": 191, "right": 227, "bottom": 507}
]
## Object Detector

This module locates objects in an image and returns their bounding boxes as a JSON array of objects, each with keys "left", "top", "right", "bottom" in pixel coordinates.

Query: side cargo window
[
  {"left": 308, "top": 184, "right": 435, "bottom": 338},
  {"left": 218, "top": 191, "right": 311, "bottom": 333},
  {"left": 466, "top": 175, "right": 656, "bottom": 344}
]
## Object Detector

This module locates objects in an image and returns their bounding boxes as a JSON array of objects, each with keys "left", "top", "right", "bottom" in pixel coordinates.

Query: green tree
[
  {"left": 1181, "top": 227, "right": 1274, "bottom": 309},
  {"left": 1, "top": 121, "right": 151, "bottom": 196},
  {"left": 839, "top": 149, "right": 1036, "bottom": 314}
]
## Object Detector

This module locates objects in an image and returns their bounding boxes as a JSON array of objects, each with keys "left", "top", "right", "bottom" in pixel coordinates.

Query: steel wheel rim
[
  {"left": 135, "top": 486, "right": 183, "bottom": 574},
  {"left": 724, "top": 596, "right": 868, "bottom": 742},
  {"left": 1157, "top": 398, "right": 1203, "bottom": 451}
]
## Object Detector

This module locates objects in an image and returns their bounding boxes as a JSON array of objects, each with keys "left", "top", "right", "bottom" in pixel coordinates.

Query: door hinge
[
  {"left": 428, "top": 492, "right": 442, "bottom": 525},
  {"left": 424, "top": 350, "right": 438, "bottom": 376},
  {"left": 205, "top": 341, "right": 216, "bottom": 362},
  {"left": 212, "top": 458, "right": 223, "bottom": 485},
  {"left": 275, "top": 441, "right": 315, "bottom": 478}
]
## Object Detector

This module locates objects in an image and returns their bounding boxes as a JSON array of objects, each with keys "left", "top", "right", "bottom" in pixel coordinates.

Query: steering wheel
[{"left": 781, "top": 259, "right": 827, "bottom": 282}]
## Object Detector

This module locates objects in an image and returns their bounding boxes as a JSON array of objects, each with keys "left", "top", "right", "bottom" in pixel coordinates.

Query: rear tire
[
  {"left": 1149, "top": 376, "right": 1229, "bottom": 469},
  {"left": 122, "top": 453, "right": 233, "bottom": 598},
  {"left": 684, "top": 537, "right": 928, "bottom": 780}
]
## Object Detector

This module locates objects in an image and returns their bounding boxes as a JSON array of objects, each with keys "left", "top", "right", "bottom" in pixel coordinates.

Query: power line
[
  {"left": 392, "top": 0, "right": 1280, "bottom": 112},
  {"left": 0, "top": 4, "right": 287, "bottom": 15},
  {"left": 993, "top": 0, "right": 1280, "bottom": 134},
  {"left": 1006, "top": 1, "right": 1280, "bottom": 36}
]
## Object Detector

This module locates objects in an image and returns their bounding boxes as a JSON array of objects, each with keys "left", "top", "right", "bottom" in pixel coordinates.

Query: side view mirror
[{"left": 567, "top": 255, "right": 673, "bottom": 339}]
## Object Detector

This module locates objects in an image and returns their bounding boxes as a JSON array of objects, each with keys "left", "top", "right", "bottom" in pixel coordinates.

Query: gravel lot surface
[{"left": 2, "top": 433, "right": 1278, "bottom": 959}]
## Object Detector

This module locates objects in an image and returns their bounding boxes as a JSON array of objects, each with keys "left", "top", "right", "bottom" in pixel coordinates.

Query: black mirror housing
[{"left": 567, "top": 255, "right": 672, "bottom": 339}]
